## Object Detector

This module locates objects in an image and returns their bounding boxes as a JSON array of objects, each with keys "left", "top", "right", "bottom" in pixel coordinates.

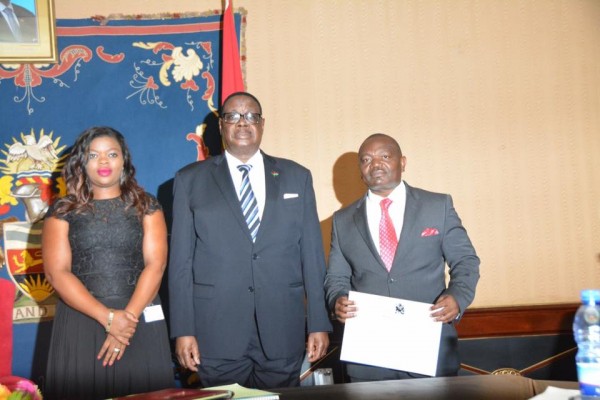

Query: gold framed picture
[{"left": 0, "top": 0, "right": 57, "bottom": 63}]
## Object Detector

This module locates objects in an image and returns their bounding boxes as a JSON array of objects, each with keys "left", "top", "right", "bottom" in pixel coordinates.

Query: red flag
[{"left": 221, "top": 0, "right": 244, "bottom": 105}]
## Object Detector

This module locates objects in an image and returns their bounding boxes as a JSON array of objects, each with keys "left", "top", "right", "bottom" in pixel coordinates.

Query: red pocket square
[{"left": 421, "top": 227, "right": 439, "bottom": 237}]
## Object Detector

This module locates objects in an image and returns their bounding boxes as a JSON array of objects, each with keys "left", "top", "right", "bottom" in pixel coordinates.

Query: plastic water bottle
[{"left": 574, "top": 289, "right": 600, "bottom": 398}]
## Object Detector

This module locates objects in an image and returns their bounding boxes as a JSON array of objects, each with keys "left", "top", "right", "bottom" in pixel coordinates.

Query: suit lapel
[
  {"left": 352, "top": 196, "right": 386, "bottom": 270},
  {"left": 210, "top": 155, "right": 252, "bottom": 239},
  {"left": 395, "top": 183, "right": 419, "bottom": 262},
  {"left": 254, "top": 153, "right": 280, "bottom": 243}
]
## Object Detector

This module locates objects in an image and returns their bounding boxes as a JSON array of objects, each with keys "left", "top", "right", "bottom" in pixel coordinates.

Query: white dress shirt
[{"left": 225, "top": 150, "right": 266, "bottom": 222}]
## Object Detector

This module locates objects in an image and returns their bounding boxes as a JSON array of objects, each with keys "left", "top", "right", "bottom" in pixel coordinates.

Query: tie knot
[
  {"left": 380, "top": 198, "right": 393, "bottom": 210},
  {"left": 238, "top": 164, "right": 251, "bottom": 174}
]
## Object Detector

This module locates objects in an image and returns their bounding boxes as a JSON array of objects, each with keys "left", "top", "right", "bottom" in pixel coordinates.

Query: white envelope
[
  {"left": 283, "top": 193, "right": 298, "bottom": 199},
  {"left": 340, "top": 291, "right": 442, "bottom": 376}
]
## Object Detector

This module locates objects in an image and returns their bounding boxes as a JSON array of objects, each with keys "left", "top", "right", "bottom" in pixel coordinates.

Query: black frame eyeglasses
[{"left": 221, "top": 111, "right": 262, "bottom": 124}]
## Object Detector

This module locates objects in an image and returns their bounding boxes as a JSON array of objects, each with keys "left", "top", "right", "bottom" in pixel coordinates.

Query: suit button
[
  {"left": 252, "top": 254, "right": 258, "bottom": 260},
  {"left": 248, "top": 287, "right": 254, "bottom": 292},
  {"left": 389, "top": 278, "right": 396, "bottom": 283}
]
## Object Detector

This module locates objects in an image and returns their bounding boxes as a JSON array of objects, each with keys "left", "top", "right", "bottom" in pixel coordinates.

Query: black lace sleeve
[
  {"left": 145, "top": 193, "right": 163, "bottom": 215},
  {"left": 45, "top": 196, "right": 73, "bottom": 222}
]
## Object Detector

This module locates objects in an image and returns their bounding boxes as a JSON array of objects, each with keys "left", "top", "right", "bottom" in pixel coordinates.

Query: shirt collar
[
  {"left": 224, "top": 149, "right": 263, "bottom": 169},
  {"left": 367, "top": 180, "right": 406, "bottom": 204}
]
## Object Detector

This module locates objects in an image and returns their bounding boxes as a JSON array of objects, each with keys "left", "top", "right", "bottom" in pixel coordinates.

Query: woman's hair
[{"left": 53, "top": 126, "right": 152, "bottom": 217}]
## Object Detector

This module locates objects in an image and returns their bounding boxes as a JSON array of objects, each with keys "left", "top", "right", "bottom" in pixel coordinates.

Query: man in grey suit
[
  {"left": 169, "top": 92, "right": 331, "bottom": 389},
  {"left": 325, "top": 133, "right": 480, "bottom": 382},
  {"left": 0, "top": 0, "right": 37, "bottom": 42}
]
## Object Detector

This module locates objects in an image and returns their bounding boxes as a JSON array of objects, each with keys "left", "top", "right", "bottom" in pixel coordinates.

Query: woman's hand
[
  {"left": 98, "top": 334, "right": 127, "bottom": 366},
  {"left": 108, "top": 309, "right": 138, "bottom": 345}
]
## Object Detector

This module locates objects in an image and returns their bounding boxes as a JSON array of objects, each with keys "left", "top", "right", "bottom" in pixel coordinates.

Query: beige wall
[{"left": 54, "top": 0, "right": 600, "bottom": 308}]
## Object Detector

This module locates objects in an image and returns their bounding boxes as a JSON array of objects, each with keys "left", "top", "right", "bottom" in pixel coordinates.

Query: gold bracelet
[{"left": 105, "top": 309, "right": 114, "bottom": 333}]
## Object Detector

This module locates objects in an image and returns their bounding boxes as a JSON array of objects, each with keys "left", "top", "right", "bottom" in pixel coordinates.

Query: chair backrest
[{"left": 0, "top": 278, "right": 16, "bottom": 377}]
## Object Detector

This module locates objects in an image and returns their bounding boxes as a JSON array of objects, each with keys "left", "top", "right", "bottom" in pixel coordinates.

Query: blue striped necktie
[{"left": 237, "top": 164, "right": 260, "bottom": 241}]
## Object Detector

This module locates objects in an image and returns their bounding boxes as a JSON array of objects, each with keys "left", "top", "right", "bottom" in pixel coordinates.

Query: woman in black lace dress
[{"left": 42, "top": 126, "right": 173, "bottom": 400}]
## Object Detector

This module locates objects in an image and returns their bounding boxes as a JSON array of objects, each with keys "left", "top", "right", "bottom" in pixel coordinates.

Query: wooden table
[{"left": 274, "top": 375, "right": 579, "bottom": 400}]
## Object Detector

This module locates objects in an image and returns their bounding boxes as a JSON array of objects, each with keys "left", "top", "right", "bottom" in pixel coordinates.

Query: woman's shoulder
[
  {"left": 143, "top": 192, "right": 163, "bottom": 214},
  {"left": 45, "top": 195, "right": 76, "bottom": 220}
]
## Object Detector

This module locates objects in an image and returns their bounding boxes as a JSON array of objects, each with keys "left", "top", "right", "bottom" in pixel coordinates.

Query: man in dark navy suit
[
  {"left": 0, "top": 0, "right": 37, "bottom": 43},
  {"left": 169, "top": 92, "right": 331, "bottom": 389}
]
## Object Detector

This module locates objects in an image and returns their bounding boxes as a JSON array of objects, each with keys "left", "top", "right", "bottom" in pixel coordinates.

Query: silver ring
[{"left": 114, "top": 348, "right": 120, "bottom": 353}]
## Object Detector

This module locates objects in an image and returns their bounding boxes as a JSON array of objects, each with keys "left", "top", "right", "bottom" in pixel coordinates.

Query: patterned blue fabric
[{"left": 1, "top": 13, "right": 244, "bottom": 195}]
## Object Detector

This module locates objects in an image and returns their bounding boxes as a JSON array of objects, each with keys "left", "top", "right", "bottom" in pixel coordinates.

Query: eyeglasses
[{"left": 221, "top": 111, "right": 262, "bottom": 124}]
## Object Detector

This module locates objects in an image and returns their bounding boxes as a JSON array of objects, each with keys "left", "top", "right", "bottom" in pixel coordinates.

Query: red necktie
[{"left": 379, "top": 198, "right": 397, "bottom": 272}]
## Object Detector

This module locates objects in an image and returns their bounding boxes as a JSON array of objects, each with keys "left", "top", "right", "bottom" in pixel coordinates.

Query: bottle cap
[{"left": 581, "top": 289, "right": 600, "bottom": 304}]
